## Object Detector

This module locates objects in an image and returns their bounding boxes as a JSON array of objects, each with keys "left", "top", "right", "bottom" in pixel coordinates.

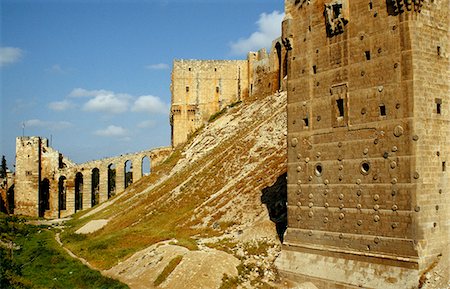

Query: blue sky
[{"left": 1, "top": 0, "right": 284, "bottom": 168}]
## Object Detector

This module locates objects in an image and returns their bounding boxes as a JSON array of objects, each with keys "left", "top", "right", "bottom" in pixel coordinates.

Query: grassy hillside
[
  {"left": 61, "top": 92, "right": 287, "bottom": 287},
  {"left": 0, "top": 214, "right": 128, "bottom": 289}
]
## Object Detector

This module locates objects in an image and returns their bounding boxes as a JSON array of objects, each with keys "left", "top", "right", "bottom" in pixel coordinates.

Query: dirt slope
[{"left": 63, "top": 91, "right": 288, "bottom": 288}]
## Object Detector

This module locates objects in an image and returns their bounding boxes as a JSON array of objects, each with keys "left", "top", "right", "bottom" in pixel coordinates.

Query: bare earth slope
[{"left": 63, "top": 92, "right": 288, "bottom": 288}]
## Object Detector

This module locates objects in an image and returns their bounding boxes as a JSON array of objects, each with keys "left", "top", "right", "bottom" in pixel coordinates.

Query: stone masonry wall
[
  {"left": 276, "top": 0, "right": 449, "bottom": 288},
  {"left": 170, "top": 60, "right": 249, "bottom": 147}
]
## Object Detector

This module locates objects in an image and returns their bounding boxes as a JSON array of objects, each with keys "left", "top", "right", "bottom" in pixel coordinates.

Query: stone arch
[
  {"left": 108, "top": 163, "right": 116, "bottom": 199},
  {"left": 275, "top": 41, "right": 283, "bottom": 90},
  {"left": 58, "top": 176, "right": 67, "bottom": 215},
  {"left": 124, "top": 160, "right": 132, "bottom": 188},
  {"left": 75, "top": 172, "right": 83, "bottom": 211},
  {"left": 91, "top": 168, "right": 100, "bottom": 207},
  {"left": 39, "top": 178, "right": 50, "bottom": 217},
  {"left": 141, "top": 156, "right": 151, "bottom": 176}
]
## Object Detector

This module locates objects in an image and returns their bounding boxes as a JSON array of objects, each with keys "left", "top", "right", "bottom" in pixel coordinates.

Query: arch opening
[
  {"left": 58, "top": 176, "right": 67, "bottom": 216},
  {"left": 108, "top": 163, "right": 116, "bottom": 199},
  {"left": 75, "top": 172, "right": 83, "bottom": 211},
  {"left": 275, "top": 42, "right": 282, "bottom": 90},
  {"left": 141, "top": 156, "right": 151, "bottom": 176},
  {"left": 91, "top": 168, "right": 100, "bottom": 207},
  {"left": 124, "top": 160, "right": 133, "bottom": 189},
  {"left": 39, "top": 178, "right": 50, "bottom": 217}
]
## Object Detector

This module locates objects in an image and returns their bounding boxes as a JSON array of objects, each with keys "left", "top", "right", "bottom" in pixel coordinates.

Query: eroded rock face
[{"left": 105, "top": 242, "right": 240, "bottom": 289}]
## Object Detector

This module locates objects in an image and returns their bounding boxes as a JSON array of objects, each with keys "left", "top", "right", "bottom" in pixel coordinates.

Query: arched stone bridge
[
  {"left": 55, "top": 147, "right": 172, "bottom": 218},
  {"left": 14, "top": 136, "right": 173, "bottom": 219}
]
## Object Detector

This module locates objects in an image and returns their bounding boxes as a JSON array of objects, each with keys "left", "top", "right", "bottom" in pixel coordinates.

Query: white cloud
[
  {"left": 24, "top": 119, "right": 72, "bottom": 130},
  {"left": 69, "top": 88, "right": 112, "bottom": 98},
  {"left": 94, "top": 125, "right": 127, "bottom": 137},
  {"left": 0, "top": 47, "right": 23, "bottom": 67},
  {"left": 137, "top": 120, "right": 156, "bottom": 129},
  {"left": 48, "top": 100, "right": 74, "bottom": 111},
  {"left": 132, "top": 95, "right": 168, "bottom": 114},
  {"left": 230, "top": 11, "right": 284, "bottom": 55},
  {"left": 145, "top": 63, "right": 169, "bottom": 70},
  {"left": 84, "top": 93, "right": 130, "bottom": 114},
  {"left": 65, "top": 88, "right": 168, "bottom": 115},
  {"left": 68, "top": 88, "right": 131, "bottom": 114}
]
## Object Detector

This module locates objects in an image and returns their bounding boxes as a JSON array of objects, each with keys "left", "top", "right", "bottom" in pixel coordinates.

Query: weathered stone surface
[{"left": 278, "top": 0, "right": 449, "bottom": 287}]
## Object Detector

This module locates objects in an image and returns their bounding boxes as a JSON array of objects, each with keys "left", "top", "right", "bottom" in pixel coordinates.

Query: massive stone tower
[
  {"left": 170, "top": 60, "right": 249, "bottom": 147},
  {"left": 277, "top": 0, "right": 449, "bottom": 288}
]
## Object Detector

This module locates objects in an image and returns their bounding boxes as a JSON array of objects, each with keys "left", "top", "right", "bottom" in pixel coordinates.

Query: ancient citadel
[{"left": 1, "top": 0, "right": 448, "bottom": 288}]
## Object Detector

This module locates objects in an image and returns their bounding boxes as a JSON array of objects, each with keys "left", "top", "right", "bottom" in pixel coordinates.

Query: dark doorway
[
  {"left": 275, "top": 42, "right": 282, "bottom": 90},
  {"left": 39, "top": 179, "right": 50, "bottom": 217},
  {"left": 261, "top": 173, "right": 288, "bottom": 243},
  {"left": 91, "top": 168, "right": 100, "bottom": 207},
  {"left": 58, "top": 176, "right": 67, "bottom": 218},
  {"left": 7, "top": 184, "right": 15, "bottom": 214},
  {"left": 75, "top": 173, "right": 83, "bottom": 211},
  {"left": 108, "top": 164, "right": 116, "bottom": 199}
]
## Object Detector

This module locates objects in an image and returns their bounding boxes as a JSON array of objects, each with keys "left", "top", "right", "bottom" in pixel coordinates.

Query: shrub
[{"left": 153, "top": 255, "right": 183, "bottom": 286}]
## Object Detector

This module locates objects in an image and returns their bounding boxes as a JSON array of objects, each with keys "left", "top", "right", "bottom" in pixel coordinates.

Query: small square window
[
  {"left": 303, "top": 118, "right": 309, "bottom": 127},
  {"left": 436, "top": 98, "right": 442, "bottom": 114},
  {"left": 379, "top": 104, "right": 386, "bottom": 116},
  {"left": 336, "top": 99, "right": 344, "bottom": 117}
]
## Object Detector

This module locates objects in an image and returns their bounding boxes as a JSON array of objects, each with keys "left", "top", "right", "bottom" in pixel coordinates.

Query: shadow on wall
[{"left": 261, "top": 172, "right": 287, "bottom": 243}]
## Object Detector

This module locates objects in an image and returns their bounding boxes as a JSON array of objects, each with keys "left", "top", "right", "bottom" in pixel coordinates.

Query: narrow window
[
  {"left": 443, "top": 161, "right": 446, "bottom": 172},
  {"left": 188, "top": 67, "right": 191, "bottom": 71},
  {"left": 436, "top": 98, "right": 442, "bottom": 114},
  {"left": 336, "top": 99, "right": 344, "bottom": 117},
  {"left": 379, "top": 104, "right": 386, "bottom": 116},
  {"left": 369, "top": 1, "right": 373, "bottom": 10},
  {"left": 214, "top": 68, "right": 217, "bottom": 72},
  {"left": 216, "top": 87, "right": 220, "bottom": 93},
  {"left": 186, "top": 86, "right": 189, "bottom": 92},
  {"left": 303, "top": 117, "right": 309, "bottom": 127},
  {"left": 437, "top": 46, "right": 441, "bottom": 56},
  {"left": 313, "top": 65, "right": 317, "bottom": 74},
  {"left": 365, "top": 51, "right": 371, "bottom": 60}
]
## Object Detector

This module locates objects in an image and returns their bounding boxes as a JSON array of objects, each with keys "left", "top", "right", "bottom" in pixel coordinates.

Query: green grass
[
  {"left": 0, "top": 213, "right": 129, "bottom": 289},
  {"left": 153, "top": 255, "right": 183, "bottom": 286},
  {"left": 169, "top": 237, "right": 199, "bottom": 251}
]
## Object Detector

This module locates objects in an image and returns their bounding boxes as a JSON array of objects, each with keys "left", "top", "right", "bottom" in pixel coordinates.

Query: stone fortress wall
[
  {"left": 170, "top": 39, "right": 289, "bottom": 147},
  {"left": 276, "top": 0, "right": 449, "bottom": 288},
  {"left": 14, "top": 136, "right": 171, "bottom": 219}
]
